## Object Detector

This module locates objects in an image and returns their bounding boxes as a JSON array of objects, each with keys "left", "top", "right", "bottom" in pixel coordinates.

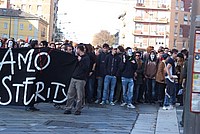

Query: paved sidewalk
[
  {"left": 155, "top": 107, "right": 179, "bottom": 134},
  {"left": 0, "top": 103, "right": 183, "bottom": 134}
]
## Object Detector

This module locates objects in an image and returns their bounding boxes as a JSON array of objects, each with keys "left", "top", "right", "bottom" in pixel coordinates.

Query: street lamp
[{"left": 8, "top": 9, "right": 13, "bottom": 38}]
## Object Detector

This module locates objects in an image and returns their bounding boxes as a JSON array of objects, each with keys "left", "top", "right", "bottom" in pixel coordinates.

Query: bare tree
[{"left": 92, "top": 30, "right": 115, "bottom": 47}]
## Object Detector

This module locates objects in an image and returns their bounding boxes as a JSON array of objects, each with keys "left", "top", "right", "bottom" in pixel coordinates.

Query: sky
[{"left": 57, "top": 0, "right": 129, "bottom": 43}]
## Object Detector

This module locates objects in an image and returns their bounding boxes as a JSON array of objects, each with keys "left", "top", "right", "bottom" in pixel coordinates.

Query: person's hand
[
  {"left": 89, "top": 72, "right": 93, "bottom": 76},
  {"left": 78, "top": 56, "right": 82, "bottom": 61}
]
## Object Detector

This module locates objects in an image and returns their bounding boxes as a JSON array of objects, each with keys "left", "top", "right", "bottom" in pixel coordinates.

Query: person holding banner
[
  {"left": 25, "top": 39, "right": 40, "bottom": 111},
  {"left": 64, "top": 44, "right": 90, "bottom": 115}
]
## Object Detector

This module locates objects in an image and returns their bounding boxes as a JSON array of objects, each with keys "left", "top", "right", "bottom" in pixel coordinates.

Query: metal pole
[
  {"left": 9, "top": 15, "right": 11, "bottom": 38},
  {"left": 184, "top": 0, "right": 200, "bottom": 133}
]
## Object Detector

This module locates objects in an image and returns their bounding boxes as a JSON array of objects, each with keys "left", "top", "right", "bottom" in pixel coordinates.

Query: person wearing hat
[{"left": 156, "top": 53, "right": 169, "bottom": 106}]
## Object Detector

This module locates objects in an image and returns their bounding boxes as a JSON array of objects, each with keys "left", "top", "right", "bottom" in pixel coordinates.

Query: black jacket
[
  {"left": 120, "top": 55, "right": 138, "bottom": 78},
  {"left": 96, "top": 52, "right": 109, "bottom": 77},
  {"left": 104, "top": 53, "right": 121, "bottom": 76},
  {"left": 72, "top": 54, "right": 90, "bottom": 80}
]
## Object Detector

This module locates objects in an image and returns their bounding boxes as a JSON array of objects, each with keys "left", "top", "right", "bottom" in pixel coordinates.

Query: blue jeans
[
  {"left": 164, "top": 79, "right": 176, "bottom": 106},
  {"left": 86, "top": 73, "right": 95, "bottom": 102},
  {"left": 121, "top": 77, "right": 134, "bottom": 104},
  {"left": 102, "top": 75, "right": 117, "bottom": 102},
  {"left": 145, "top": 78, "right": 156, "bottom": 102},
  {"left": 96, "top": 77, "right": 103, "bottom": 100}
]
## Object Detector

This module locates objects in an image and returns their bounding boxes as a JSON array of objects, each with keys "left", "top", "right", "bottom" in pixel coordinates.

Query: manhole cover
[{"left": 44, "top": 120, "right": 89, "bottom": 128}]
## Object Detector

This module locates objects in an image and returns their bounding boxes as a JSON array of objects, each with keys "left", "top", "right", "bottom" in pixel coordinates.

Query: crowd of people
[{"left": 0, "top": 37, "right": 188, "bottom": 119}]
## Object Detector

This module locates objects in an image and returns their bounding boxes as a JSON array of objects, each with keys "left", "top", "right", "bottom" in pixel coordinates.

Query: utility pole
[{"left": 184, "top": 0, "right": 200, "bottom": 134}]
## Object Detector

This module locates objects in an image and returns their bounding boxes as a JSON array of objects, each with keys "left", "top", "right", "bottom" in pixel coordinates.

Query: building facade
[
  {"left": 119, "top": 0, "right": 192, "bottom": 50},
  {"left": 0, "top": 0, "right": 10, "bottom": 8},
  {"left": 10, "top": 0, "right": 59, "bottom": 42},
  {"left": 0, "top": 8, "right": 48, "bottom": 42}
]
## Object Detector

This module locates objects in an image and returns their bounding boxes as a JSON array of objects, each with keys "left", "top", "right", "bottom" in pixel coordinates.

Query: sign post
[{"left": 184, "top": 0, "right": 200, "bottom": 133}]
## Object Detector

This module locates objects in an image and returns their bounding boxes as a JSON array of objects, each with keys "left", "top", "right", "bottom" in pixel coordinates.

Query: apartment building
[
  {"left": 0, "top": 0, "right": 10, "bottom": 8},
  {"left": 10, "top": 0, "right": 59, "bottom": 42},
  {"left": 119, "top": 0, "right": 192, "bottom": 50},
  {"left": 0, "top": 8, "right": 48, "bottom": 41}
]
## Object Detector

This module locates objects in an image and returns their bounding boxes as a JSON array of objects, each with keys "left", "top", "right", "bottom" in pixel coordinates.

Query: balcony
[
  {"left": 133, "top": 30, "right": 169, "bottom": 37},
  {"left": 133, "top": 17, "right": 169, "bottom": 24},
  {"left": 134, "top": 3, "right": 169, "bottom": 11}
]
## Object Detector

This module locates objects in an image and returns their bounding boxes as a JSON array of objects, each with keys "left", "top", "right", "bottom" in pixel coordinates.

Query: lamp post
[{"left": 8, "top": 10, "right": 12, "bottom": 38}]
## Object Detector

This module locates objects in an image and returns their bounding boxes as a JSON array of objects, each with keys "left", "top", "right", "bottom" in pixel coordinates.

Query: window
[
  {"left": 174, "top": 25, "right": 177, "bottom": 34},
  {"left": 4, "top": 22, "right": 8, "bottom": 29},
  {"left": 184, "top": 14, "right": 188, "bottom": 24},
  {"left": 158, "top": 11, "right": 165, "bottom": 19},
  {"left": 183, "top": 41, "right": 186, "bottom": 47},
  {"left": 179, "top": 27, "right": 183, "bottom": 37},
  {"left": 176, "top": 0, "right": 179, "bottom": 10},
  {"left": 156, "top": 38, "right": 164, "bottom": 46},
  {"left": 19, "top": 36, "right": 24, "bottom": 39},
  {"left": 41, "top": 28, "right": 46, "bottom": 37},
  {"left": 29, "top": 5, "right": 31, "bottom": 11},
  {"left": 2, "top": 34, "right": 8, "bottom": 38},
  {"left": 37, "top": 5, "right": 42, "bottom": 11},
  {"left": 158, "top": 0, "right": 167, "bottom": 5},
  {"left": 175, "top": 13, "right": 178, "bottom": 23},
  {"left": 21, "top": 4, "right": 26, "bottom": 11},
  {"left": 20, "top": 24, "right": 24, "bottom": 30},
  {"left": 134, "top": 36, "right": 143, "bottom": 43},
  {"left": 136, "top": 10, "right": 144, "bottom": 17},
  {"left": 29, "top": 24, "right": 32, "bottom": 31},
  {"left": 174, "top": 39, "right": 176, "bottom": 47},
  {"left": 180, "top": 1, "right": 184, "bottom": 11},
  {"left": 135, "top": 23, "right": 143, "bottom": 30},
  {"left": 157, "top": 25, "right": 165, "bottom": 32},
  {"left": 137, "top": 0, "right": 144, "bottom": 4}
]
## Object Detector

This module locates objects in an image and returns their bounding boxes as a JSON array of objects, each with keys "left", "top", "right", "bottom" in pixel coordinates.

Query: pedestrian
[
  {"left": 163, "top": 49, "right": 178, "bottom": 110},
  {"left": 144, "top": 50, "right": 158, "bottom": 103},
  {"left": 100, "top": 45, "right": 121, "bottom": 106},
  {"left": 64, "top": 45, "right": 90, "bottom": 115},
  {"left": 179, "top": 49, "right": 188, "bottom": 127},
  {"left": 134, "top": 51, "right": 145, "bottom": 104},
  {"left": 156, "top": 53, "right": 169, "bottom": 106},
  {"left": 120, "top": 47, "right": 137, "bottom": 108},
  {"left": 25, "top": 39, "right": 40, "bottom": 111},
  {"left": 49, "top": 42, "right": 56, "bottom": 49},
  {"left": 94, "top": 43, "right": 110, "bottom": 104},
  {"left": 114, "top": 45, "right": 125, "bottom": 104},
  {"left": 85, "top": 43, "right": 96, "bottom": 103}
]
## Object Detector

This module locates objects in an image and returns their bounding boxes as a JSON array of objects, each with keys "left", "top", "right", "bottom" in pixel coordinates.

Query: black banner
[{"left": 0, "top": 48, "right": 77, "bottom": 106}]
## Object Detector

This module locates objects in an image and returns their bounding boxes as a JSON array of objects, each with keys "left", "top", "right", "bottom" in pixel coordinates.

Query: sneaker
[
  {"left": 100, "top": 101, "right": 105, "bottom": 105},
  {"left": 127, "top": 104, "right": 135, "bottom": 109},
  {"left": 95, "top": 99, "right": 100, "bottom": 104},
  {"left": 114, "top": 100, "right": 118, "bottom": 104},
  {"left": 162, "top": 106, "right": 168, "bottom": 110},
  {"left": 120, "top": 102, "right": 127, "bottom": 107},
  {"left": 110, "top": 102, "right": 115, "bottom": 106},
  {"left": 168, "top": 105, "right": 174, "bottom": 110},
  {"left": 74, "top": 111, "right": 81, "bottom": 115},
  {"left": 64, "top": 110, "right": 71, "bottom": 114},
  {"left": 106, "top": 100, "right": 109, "bottom": 104}
]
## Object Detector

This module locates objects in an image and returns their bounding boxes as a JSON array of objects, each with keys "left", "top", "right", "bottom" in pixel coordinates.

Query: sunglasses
[{"left": 135, "top": 55, "right": 140, "bottom": 56}]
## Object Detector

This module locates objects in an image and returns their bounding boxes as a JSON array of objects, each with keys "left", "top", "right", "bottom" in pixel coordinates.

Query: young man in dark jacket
[
  {"left": 95, "top": 43, "right": 109, "bottom": 104},
  {"left": 64, "top": 45, "right": 90, "bottom": 115},
  {"left": 120, "top": 47, "right": 137, "bottom": 108},
  {"left": 100, "top": 46, "right": 121, "bottom": 105}
]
